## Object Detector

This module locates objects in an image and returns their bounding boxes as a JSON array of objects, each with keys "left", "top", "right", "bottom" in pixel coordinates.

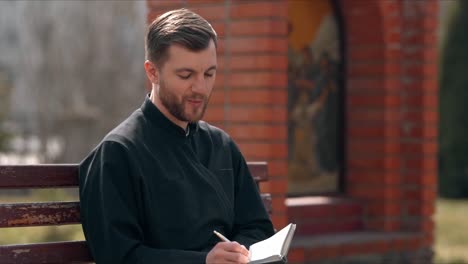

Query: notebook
[{"left": 248, "top": 223, "right": 297, "bottom": 264}]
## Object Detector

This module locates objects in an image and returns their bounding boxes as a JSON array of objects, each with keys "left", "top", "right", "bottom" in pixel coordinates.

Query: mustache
[{"left": 184, "top": 93, "right": 206, "bottom": 101}]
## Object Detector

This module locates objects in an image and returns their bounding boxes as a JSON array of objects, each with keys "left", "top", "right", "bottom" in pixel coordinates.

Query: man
[{"left": 79, "top": 8, "right": 274, "bottom": 264}]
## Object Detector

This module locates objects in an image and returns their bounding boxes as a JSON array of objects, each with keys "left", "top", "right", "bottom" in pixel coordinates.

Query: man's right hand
[{"left": 206, "top": 241, "right": 250, "bottom": 264}]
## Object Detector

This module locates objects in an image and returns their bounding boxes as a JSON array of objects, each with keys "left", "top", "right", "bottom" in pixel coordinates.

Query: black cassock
[{"left": 79, "top": 95, "right": 274, "bottom": 263}]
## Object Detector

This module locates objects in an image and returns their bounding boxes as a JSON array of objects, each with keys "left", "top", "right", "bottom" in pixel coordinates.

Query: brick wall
[{"left": 147, "top": 0, "right": 439, "bottom": 262}]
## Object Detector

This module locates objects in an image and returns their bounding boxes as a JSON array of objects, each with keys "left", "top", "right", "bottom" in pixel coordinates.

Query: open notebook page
[{"left": 249, "top": 223, "right": 292, "bottom": 262}]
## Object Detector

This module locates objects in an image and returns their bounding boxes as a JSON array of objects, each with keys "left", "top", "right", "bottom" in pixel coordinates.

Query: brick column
[
  {"left": 146, "top": 0, "right": 289, "bottom": 229},
  {"left": 343, "top": 0, "right": 438, "bottom": 257},
  {"left": 343, "top": 0, "right": 404, "bottom": 232},
  {"left": 400, "top": 0, "right": 439, "bottom": 250}
]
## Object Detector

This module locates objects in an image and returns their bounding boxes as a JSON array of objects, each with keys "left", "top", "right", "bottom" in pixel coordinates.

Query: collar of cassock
[{"left": 141, "top": 94, "right": 199, "bottom": 138}]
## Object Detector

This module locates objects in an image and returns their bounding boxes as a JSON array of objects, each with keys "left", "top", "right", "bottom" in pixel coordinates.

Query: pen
[{"left": 213, "top": 230, "right": 231, "bottom": 242}]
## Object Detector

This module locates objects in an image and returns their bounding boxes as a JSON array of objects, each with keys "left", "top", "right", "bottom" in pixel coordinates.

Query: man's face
[{"left": 154, "top": 40, "right": 217, "bottom": 124}]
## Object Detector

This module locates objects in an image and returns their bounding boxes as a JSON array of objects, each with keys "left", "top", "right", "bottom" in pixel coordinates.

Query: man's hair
[{"left": 146, "top": 8, "right": 217, "bottom": 67}]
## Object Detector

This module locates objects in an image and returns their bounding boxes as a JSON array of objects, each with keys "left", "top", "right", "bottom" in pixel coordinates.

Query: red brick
[
  {"left": 227, "top": 123, "right": 286, "bottom": 141},
  {"left": 229, "top": 54, "right": 287, "bottom": 71},
  {"left": 380, "top": 0, "right": 401, "bottom": 15},
  {"left": 340, "top": 243, "right": 369, "bottom": 256},
  {"left": 347, "top": 30, "right": 401, "bottom": 46},
  {"left": 367, "top": 202, "right": 401, "bottom": 217},
  {"left": 348, "top": 171, "right": 400, "bottom": 185},
  {"left": 213, "top": 72, "right": 225, "bottom": 86},
  {"left": 403, "top": 187, "right": 437, "bottom": 202},
  {"left": 296, "top": 220, "right": 362, "bottom": 236},
  {"left": 147, "top": 0, "right": 184, "bottom": 10},
  {"left": 366, "top": 218, "right": 401, "bottom": 232},
  {"left": 228, "top": 106, "right": 287, "bottom": 122},
  {"left": 348, "top": 94, "right": 401, "bottom": 108},
  {"left": 347, "top": 109, "right": 400, "bottom": 123},
  {"left": 230, "top": 1, "right": 287, "bottom": 19},
  {"left": 334, "top": 203, "right": 363, "bottom": 218},
  {"left": 404, "top": 236, "right": 423, "bottom": 250},
  {"left": 288, "top": 204, "right": 335, "bottom": 219},
  {"left": 403, "top": 170, "right": 437, "bottom": 186},
  {"left": 401, "top": 78, "right": 438, "bottom": 93},
  {"left": 362, "top": 239, "right": 391, "bottom": 253},
  {"left": 342, "top": 1, "right": 380, "bottom": 16},
  {"left": 271, "top": 213, "right": 288, "bottom": 229},
  {"left": 402, "top": 46, "right": 438, "bottom": 62},
  {"left": 230, "top": 19, "right": 287, "bottom": 36},
  {"left": 228, "top": 72, "right": 286, "bottom": 88},
  {"left": 407, "top": 202, "right": 435, "bottom": 217},
  {"left": 348, "top": 141, "right": 400, "bottom": 155},
  {"left": 348, "top": 185, "right": 401, "bottom": 200},
  {"left": 259, "top": 181, "right": 270, "bottom": 193},
  {"left": 209, "top": 90, "right": 226, "bottom": 105},
  {"left": 391, "top": 238, "right": 408, "bottom": 251},
  {"left": 400, "top": 141, "right": 437, "bottom": 155},
  {"left": 403, "top": 62, "right": 438, "bottom": 78},
  {"left": 268, "top": 160, "right": 288, "bottom": 177},
  {"left": 288, "top": 248, "right": 305, "bottom": 263},
  {"left": 404, "top": 32, "right": 438, "bottom": 51},
  {"left": 423, "top": 234, "right": 434, "bottom": 248},
  {"left": 268, "top": 178, "right": 288, "bottom": 194},
  {"left": 237, "top": 142, "right": 287, "bottom": 160},
  {"left": 402, "top": 16, "right": 438, "bottom": 31},
  {"left": 210, "top": 21, "right": 226, "bottom": 37},
  {"left": 403, "top": 94, "right": 438, "bottom": 109},
  {"left": 306, "top": 245, "right": 338, "bottom": 261},
  {"left": 401, "top": 109, "right": 438, "bottom": 124},
  {"left": 216, "top": 38, "right": 226, "bottom": 53},
  {"left": 204, "top": 106, "right": 225, "bottom": 122},
  {"left": 186, "top": 0, "right": 224, "bottom": 4},
  {"left": 347, "top": 78, "right": 401, "bottom": 94},
  {"left": 402, "top": 0, "right": 438, "bottom": 16},
  {"left": 403, "top": 157, "right": 437, "bottom": 171},
  {"left": 348, "top": 156, "right": 401, "bottom": 171},
  {"left": 348, "top": 46, "right": 401, "bottom": 62},
  {"left": 229, "top": 37, "right": 287, "bottom": 54},
  {"left": 229, "top": 89, "right": 287, "bottom": 106},
  {"left": 348, "top": 62, "right": 401, "bottom": 77},
  {"left": 348, "top": 125, "right": 399, "bottom": 139},
  {"left": 401, "top": 124, "right": 438, "bottom": 140},
  {"left": 405, "top": 218, "right": 435, "bottom": 234},
  {"left": 188, "top": 4, "right": 226, "bottom": 21}
]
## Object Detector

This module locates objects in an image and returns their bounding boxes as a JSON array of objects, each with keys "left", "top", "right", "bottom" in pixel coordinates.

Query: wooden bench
[{"left": 0, "top": 162, "right": 271, "bottom": 263}]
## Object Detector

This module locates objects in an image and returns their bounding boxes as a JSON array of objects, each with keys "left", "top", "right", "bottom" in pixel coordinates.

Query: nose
[{"left": 191, "top": 75, "right": 207, "bottom": 94}]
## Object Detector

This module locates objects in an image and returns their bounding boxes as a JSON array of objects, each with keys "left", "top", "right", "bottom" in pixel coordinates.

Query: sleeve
[
  {"left": 229, "top": 142, "right": 275, "bottom": 247},
  {"left": 79, "top": 140, "right": 207, "bottom": 264}
]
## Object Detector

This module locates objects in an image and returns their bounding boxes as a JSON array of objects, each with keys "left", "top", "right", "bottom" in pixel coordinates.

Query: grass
[{"left": 435, "top": 198, "right": 468, "bottom": 264}]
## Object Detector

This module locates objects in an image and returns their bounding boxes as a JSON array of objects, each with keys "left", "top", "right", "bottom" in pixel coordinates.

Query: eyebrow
[{"left": 175, "top": 65, "right": 217, "bottom": 73}]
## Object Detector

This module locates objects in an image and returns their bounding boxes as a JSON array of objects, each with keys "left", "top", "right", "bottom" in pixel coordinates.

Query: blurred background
[{"left": 0, "top": 0, "right": 467, "bottom": 263}]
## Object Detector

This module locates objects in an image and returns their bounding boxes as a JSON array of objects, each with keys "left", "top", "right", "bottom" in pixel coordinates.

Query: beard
[{"left": 158, "top": 78, "right": 210, "bottom": 123}]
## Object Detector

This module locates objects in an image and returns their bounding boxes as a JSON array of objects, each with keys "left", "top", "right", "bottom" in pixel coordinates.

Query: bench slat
[
  {"left": 0, "top": 202, "right": 80, "bottom": 228},
  {"left": 0, "top": 241, "right": 92, "bottom": 263},
  {"left": 0, "top": 163, "right": 268, "bottom": 188},
  {"left": 0, "top": 194, "right": 271, "bottom": 228},
  {"left": 248, "top": 161, "right": 269, "bottom": 183},
  {"left": 0, "top": 165, "right": 78, "bottom": 189},
  {"left": 261, "top": 193, "right": 272, "bottom": 214}
]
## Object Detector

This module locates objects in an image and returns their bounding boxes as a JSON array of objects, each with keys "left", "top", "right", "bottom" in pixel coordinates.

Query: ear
[{"left": 144, "top": 60, "right": 159, "bottom": 84}]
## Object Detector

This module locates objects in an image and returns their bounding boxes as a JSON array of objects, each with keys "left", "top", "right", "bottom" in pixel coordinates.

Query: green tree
[{"left": 439, "top": 0, "right": 468, "bottom": 198}]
